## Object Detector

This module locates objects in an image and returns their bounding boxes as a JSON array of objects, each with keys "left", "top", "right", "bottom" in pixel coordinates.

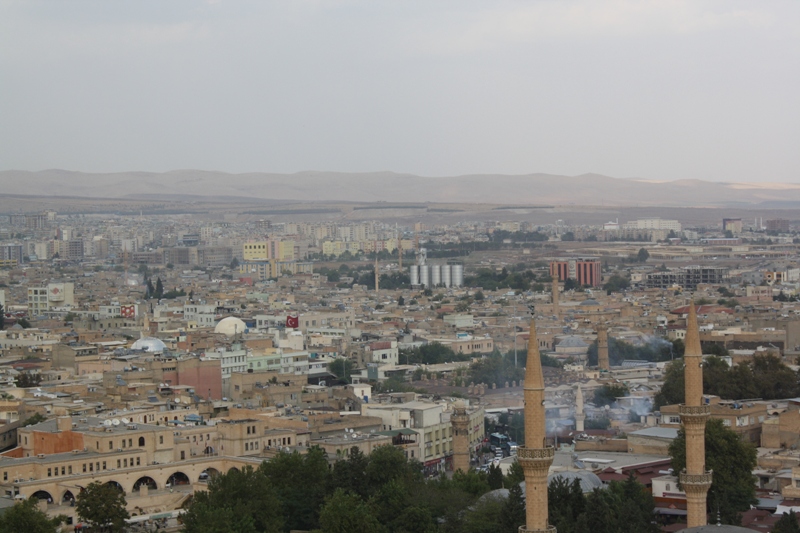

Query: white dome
[
  {"left": 131, "top": 337, "right": 167, "bottom": 353},
  {"left": 214, "top": 317, "right": 247, "bottom": 336}
]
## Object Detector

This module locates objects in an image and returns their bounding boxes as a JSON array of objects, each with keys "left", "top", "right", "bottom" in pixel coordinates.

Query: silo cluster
[{"left": 409, "top": 261, "right": 463, "bottom": 288}]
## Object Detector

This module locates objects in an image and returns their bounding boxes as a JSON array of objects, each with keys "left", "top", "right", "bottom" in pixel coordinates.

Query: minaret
[
  {"left": 451, "top": 400, "right": 470, "bottom": 473},
  {"left": 374, "top": 244, "right": 380, "bottom": 293},
  {"left": 519, "top": 313, "right": 556, "bottom": 533},
  {"left": 680, "top": 302, "right": 712, "bottom": 528},
  {"left": 397, "top": 229, "right": 403, "bottom": 271},
  {"left": 574, "top": 383, "right": 585, "bottom": 432},
  {"left": 551, "top": 278, "right": 559, "bottom": 317},
  {"left": 597, "top": 325, "right": 609, "bottom": 372}
]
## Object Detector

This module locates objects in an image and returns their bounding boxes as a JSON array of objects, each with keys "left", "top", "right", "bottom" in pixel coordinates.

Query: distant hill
[{"left": 1, "top": 169, "right": 799, "bottom": 207}]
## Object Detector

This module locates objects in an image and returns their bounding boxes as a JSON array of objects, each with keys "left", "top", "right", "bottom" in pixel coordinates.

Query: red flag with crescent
[{"left": 286, "top": 315, "right": 299, "bottom": 328}]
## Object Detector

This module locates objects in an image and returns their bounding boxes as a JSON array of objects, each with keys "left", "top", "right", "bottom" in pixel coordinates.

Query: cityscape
[{"left": 1, "top": 1, "right": 799, "bottom": 533}]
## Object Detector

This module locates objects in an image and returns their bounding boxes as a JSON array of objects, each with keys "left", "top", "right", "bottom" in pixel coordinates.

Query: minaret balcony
[
  {"left": 680, "top": 470, "right": 713, "bottom": 490},
  {"left": 519, "top": 525, "right": 557, "bottom": 533}
]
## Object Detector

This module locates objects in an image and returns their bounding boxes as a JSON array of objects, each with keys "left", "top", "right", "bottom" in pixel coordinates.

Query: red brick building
[{"left": 550, "top": 258, "right": 602, "bottom": 287}]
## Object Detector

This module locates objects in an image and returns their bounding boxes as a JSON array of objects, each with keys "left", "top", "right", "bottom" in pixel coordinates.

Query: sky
[{"left": 0, "top": 0, "right": 798, "bottom": 183}]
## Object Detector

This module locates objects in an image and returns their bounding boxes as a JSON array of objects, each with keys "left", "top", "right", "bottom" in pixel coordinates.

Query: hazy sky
[{"left": 1, "top": 1, "right": 798, "bottom": 183}]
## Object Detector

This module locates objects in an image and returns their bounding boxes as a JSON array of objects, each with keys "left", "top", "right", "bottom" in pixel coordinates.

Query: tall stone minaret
[
  {"left": 597, "top": 325, "right": 609, "bottom": 372},
  {"left": 680, "top": 302, "right": 712, "bottom": 528},
  {"left": 451, "top": 400, "right": 470, "bottom": 473},
  {"left": 520, "top": 315, "right": 556, "bottom": 533},
  {"left": 574, "top": 383, "right": 585, "bottom": 432},
  {"left": 551, "top": 278, "right": 560, "bottom": 317}
]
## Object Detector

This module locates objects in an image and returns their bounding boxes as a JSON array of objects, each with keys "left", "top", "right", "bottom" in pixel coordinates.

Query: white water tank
[{"left": 409, "top": 265, "right": 419, "bottom": 286}]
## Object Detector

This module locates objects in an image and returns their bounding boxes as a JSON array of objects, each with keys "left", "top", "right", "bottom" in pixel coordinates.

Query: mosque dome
[
  {"left": 546, "top": 470, "right": 604, "bottom": 493},
  {"left": 682, "top": 527, "right": 753, "bottom": 532},
  {"left": 579, "top": 299, "right": 601, "bottom": 306},
  {"left": 214, "top": 316, "right": 247, "bottom": 336},
  {"left": 131, "top": 337, "right": 167, "bottom": 353}
]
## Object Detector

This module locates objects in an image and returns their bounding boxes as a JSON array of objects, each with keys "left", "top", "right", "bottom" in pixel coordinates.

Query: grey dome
[
  {"left": 580, "top": 299, "right": 601, "bottom": 306},
  {"left": 131, "top": 337, "right": 167, "bottom": 352},
  {"left": 682, "top": 527, "right": 753, "bottom": 532},
  {"left": 547, "top": 470, "right": 603, "bottom": 493},
  {"left": 558, "top": 336, "right": 589, "bottom": 348}
]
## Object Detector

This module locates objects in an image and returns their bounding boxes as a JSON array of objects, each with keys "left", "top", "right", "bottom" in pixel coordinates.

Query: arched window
[{"left": 138, "top": 437, "right": 145, "bottom": 446}]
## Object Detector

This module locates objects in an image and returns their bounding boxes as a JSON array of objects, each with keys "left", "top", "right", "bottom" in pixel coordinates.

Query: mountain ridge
[{"left": 2, "top": 169, "right": 799, "bottom": 207}]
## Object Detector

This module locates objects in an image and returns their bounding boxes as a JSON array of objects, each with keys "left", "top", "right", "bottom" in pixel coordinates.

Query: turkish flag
[
  {"left": 120, "top": 305, "right": 136, "bottom": 318},
  {"left": 286, "top": 315, "right": 299, "bottom": 328}
]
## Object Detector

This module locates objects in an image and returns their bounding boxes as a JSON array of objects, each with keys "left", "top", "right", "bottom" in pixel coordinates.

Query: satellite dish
[
  {"left": 174, "top": 398, "right": 181, "bottom": 404},
  {"left": 103, "top": 420, "right": 113, "bottom": 427},
  {"left": 349, "top": 428, "right": 354, "bottom": 433},
  {"left": 574, "top": 460, "right": 586, "bottom": 469},
  {"left": 112, "top": 419, "right": 121, "bottom": 426},
  {"left": 121, "top": 418, "right": 129, "bottom": 424}
]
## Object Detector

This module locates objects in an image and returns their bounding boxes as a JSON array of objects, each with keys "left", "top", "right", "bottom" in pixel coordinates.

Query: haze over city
[{"left": 1, "top": 0, "right": 798, "bottom": 184}]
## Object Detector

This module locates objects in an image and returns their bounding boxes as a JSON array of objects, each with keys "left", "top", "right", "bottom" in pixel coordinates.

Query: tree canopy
[
  {"left": 0, "top": 498, "right": 63, "bottom": 533},
  {"left": 655, "top": 354, "right": 800, "bottom": 409},
  {"left": 75, "top": 481, "right": 130, "bottom": 533},
  {"left": 546, "top": 474, "right": 659, "bottom": 533},
  {"left": 182, "top": 465, "right": 283, "bottom": 533}
]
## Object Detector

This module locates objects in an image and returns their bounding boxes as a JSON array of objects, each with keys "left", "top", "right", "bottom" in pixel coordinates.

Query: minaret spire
[
  {"left": 519, "top": 308, "right": 556, "bottom": 533},
  {"left": 574, "top": 383, "right": 585, "bottom": 432},
  {"left": 680, "top": 301, "right": 712, "bottom": 528}
]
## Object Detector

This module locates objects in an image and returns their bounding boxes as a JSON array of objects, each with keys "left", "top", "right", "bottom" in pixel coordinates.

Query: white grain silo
[
  {"left": 450, "top": 262, "right": 464, "bottom": 287},
  {"left": 430, "top": 264, "right": 441, "bottom": 287},
  {"left": 441, "top": 264, "right": 452, "bottom": 288},
  {"left": 419, "top": 265, "right": 430, "bottom": 287},
  {"left": 409, "top": 265, "right": 419, "bottom": 286}
]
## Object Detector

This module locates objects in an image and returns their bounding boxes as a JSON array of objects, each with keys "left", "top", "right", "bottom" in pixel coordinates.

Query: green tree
[
  {"left": 603, "top": 274, "right": 630, "bottom": 295},
  {"left": 154, "top": 277, "right": 164, "bottom": 299},
  {"left": 500, "top": 482, "right": 526, "bottom": 533},
  {"left": 669, "top": 418, "right": 757, "bottom": 524},
  {"left": 637, "top": 248, "right": 650, "bottom": 262},
  {"left": 327, "top": 357, "right": 356, "bottom": 383},
  {"left": 21, "top": 413, "right": 47, "bottom": 427},
  {"left": 328, "top": 447, "right": 369, "bottom": 500},
  {"left": 593, "top": 384, "right": 629, "bottom": 407},
  {"left": 75, "top": 481, "right": 130, "bottom": 533},
  {"left": 487, "top": 464, "right": 503, "bottom": 489},
  {"left": 318, "top": 489, "right": 383, "bottom": 533},
  {"left": 773, "top": 511, "right": 800, "bottom": 533},
  {"left": 654, "top": 360, "right": 684, "bottom": 409},
  {"left": 505, "top": 460, "right": 525, "bottom": 486},
  {"left": 0, "top": 304, "right": 4, "bottom": 330},
  {"left": 260, "top": 447, "right": 330, "bottom": 531},
  {"left": 230, "top": 257, "right": 240, "bottom": 269},
  {"left": 182, "top": 465, "right": 282, "bottom": 533},
  {"left": 0, "top": 498, "right": 63, "bottom": 533},
  {"left": 17, "top": 317, "right": 31, "bottom": 328}
]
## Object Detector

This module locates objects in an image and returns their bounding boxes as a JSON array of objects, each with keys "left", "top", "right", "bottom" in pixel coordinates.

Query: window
[
  {"left": 117, "top": 460, "right": 121, "bottom": 468},
  {"left": 102, "top": 462, "right": 106, "bottom": 470},
  {"left": 139, "top": 437, "right": 145, "bottom": 446},
  {"left": 159, "top": 436, "right": 164, "bottom": 444},
  {"left": 136, "top": 457, "right": 140, "bottom": 466},
  {"left": 181, "top": 451, "right": 185, "bottom": 460},
  {"left": 47, "top": 468, "right": 51, "bottom": 477},
  {"left": 89, "top": 463, "right": 93, "bottom": 472},
  {"left": 667, "top": 416, "right": 681, "bottom": 424},
  {"left": 68, "top": 466, "right": 72, "bottom": 474},
  {"left": 82, "top": 464, "right": 86, "bottom": 473},
  {"left": 61, "top": 467, "right": 65, "bottom": 475},
  {"left": 109, "top": 441, "right": 113, "bottom": 450},
  {"left": 2, "top": 472, "right": 5, "bottom": 481},
  {"left": 124, "top": 459, "right": 128, "bottom": 467},
  {"left": 128, "top": 439, "right": 132, "bottom": 447}
]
